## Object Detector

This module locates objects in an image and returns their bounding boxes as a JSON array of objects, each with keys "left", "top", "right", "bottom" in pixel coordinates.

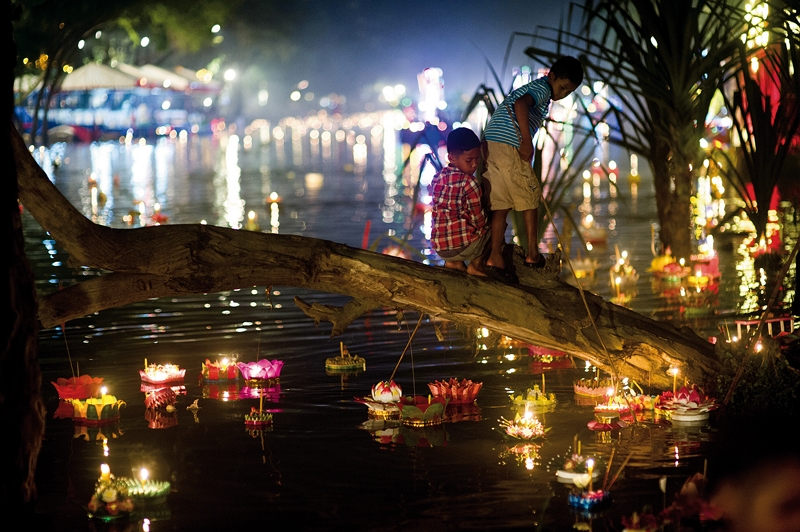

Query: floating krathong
[
  {"left": 427, "top": 378, "right": 482, "bottom": 404},
  {"left": 553, "top": 451, "right": 604, "bottom": 484},
  {"left": 395, "top": 395, "right": 448, "bottom": 427},
  {"left": 567, "top": 256, "right": 598, "bottom": 282},
  {"left": 498, "top": 411, "right": 548, "bottom": 440},
  {"left": 51, "top": 375, "right": 104, "bottom": 400},
  {"left": 574, "top": 378, "right": 614, "bottom": 398},
  {"left": 116, "top": 469, "right": 171, "bottom": 504},
  {"left": 579, "top": 222, "right": 608, "bottom": 245},
  {"left": 510, "top": 380, "right": 556, "bottom": 409},
  {"left": 236, "top": 359, "right": 283, "bottom": 384},
  {"left": 649, "top": 257, "right": 690, "bottom": 282},
  {"left": 610, "top": 248, "right": 639, "bottom": 298},
  {"left": 245, "top": 385, "right": 274, "bottom": 430},
  {"left": 355, "top": 380, "right": 402, "bottom": 419},
  {"left": 244, "top": 406, "right": 273, "bottom": 428},
  {"left": 566, "top": 456, "right": 612, "bottom": 511},
  {"left": 325, "top": 342, "right": 366, "bottom": 372},
  {"left": 616, "top": 378, "right": 655, "bottom": 411},
  {"left": 139, "top": 361, "right": 185, "bottom": 385},
  {"left": 594, "top": 397, "right": 633, "bottom": 417},
  {"left": 654, "top": 385, "right": 717, "bottom": 423},
  {"left": 87, "top": 464, "right": 135, "bottom": 521},
  {"left": 201, "top": 357, "right": 238, "bottom": 381},
  {"left": 72, "top": 395, "right": 126, "bottom": 425}
]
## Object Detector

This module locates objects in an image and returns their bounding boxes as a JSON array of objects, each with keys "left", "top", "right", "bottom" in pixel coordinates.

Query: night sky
[{"left": 281, "top": 0, "right": 570, "bottom": 109}]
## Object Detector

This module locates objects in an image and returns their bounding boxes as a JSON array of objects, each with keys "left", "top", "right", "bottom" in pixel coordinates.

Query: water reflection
[{"left": 24, "top": 120, "right": 797, "bottom": 530}]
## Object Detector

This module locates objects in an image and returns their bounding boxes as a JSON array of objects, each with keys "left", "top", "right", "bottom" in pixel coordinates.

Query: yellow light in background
[{"left": 305, "top": 172, "right": 324, "bottom": 191}]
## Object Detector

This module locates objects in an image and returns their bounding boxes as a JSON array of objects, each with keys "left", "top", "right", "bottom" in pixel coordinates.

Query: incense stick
[
  {"left": 602, "top": 447, "right": 616, "bottom": 491},
  {"left": 606, "top": 452, "right": 633, "bottom": 492}
]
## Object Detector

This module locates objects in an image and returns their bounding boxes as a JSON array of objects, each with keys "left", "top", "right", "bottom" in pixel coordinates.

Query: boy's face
[
  {"left": 448, "top": 147, "right": 481, "bottom": 175},
  {"left": 548, "top": 72, "right": 579, "bottom": 101}
]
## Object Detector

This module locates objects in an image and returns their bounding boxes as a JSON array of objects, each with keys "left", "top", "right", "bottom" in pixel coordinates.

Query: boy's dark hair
[
  {"left": 550, "top": 56, "right": 584, "bottom": 86},
  {"left": 446, "top": 127, "right": 481, "bottom": 154}
]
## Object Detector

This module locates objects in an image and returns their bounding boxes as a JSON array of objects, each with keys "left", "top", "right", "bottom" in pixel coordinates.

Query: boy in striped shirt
[
  {"left": 430, "top": 127, "right": 489, "bottom": 276},
  {"left": 482, "top": 56, "right": 583, "bottom": 273}
]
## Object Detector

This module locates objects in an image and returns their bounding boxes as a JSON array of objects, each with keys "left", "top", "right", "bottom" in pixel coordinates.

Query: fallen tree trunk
[{"left": 13, "top": 125, "right": 720, "bottom": 390}]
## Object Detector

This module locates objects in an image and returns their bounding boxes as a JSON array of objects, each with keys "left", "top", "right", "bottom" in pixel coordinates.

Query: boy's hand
[{"left": 517, "top": 143, "right": 533, "bottom": 163}]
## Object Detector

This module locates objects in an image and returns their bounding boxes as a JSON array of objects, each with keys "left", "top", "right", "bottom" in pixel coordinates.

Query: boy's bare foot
[
  {"left": 466, "top": 262, "right": 488, "bottom": 277},
  {"left": 443, "top": 261, "right": 467, "bottom": 271}
]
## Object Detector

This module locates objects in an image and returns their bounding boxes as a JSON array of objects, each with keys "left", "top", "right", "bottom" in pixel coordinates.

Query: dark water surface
[{"left": 26, "top": 123, "right": 768, "bottom": 531}]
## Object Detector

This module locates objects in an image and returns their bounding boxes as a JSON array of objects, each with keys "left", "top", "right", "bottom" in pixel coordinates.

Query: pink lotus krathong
[{"left": 236, "top": 359, "right": 284, "bottom": 381}]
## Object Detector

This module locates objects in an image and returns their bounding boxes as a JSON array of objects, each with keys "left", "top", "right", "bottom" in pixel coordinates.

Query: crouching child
[{"left": 430, "top": 127, "right": 489, "bottom": 276}]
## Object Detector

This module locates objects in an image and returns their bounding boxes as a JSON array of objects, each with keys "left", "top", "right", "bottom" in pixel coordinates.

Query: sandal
[
  {"left": 523, "top": 254, "right": 546, "bottom": 269},
  {"left": 484, "top": 265, "right": 519, "bottom": 284}
]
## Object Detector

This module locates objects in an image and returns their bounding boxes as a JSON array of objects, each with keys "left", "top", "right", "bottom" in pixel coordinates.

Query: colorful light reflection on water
[{"left": 26, "top": 116, "right": 796, "bottom": 530}]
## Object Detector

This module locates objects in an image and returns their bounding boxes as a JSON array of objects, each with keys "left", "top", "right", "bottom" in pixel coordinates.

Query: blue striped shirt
[{"left": 483, "top": 77, "right": 552, "bottom": 148}]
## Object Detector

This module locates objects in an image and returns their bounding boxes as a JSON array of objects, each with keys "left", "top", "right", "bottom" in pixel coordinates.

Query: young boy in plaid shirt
[{"left": 430, "top": 127, "right": 489, "bottom": 276}]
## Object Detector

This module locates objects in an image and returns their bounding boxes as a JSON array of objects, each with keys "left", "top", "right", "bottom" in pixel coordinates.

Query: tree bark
[
  {"left": 13, "top": 124, "right": 720, "bottom": 391},
  {"left": 2, "top": 30, "right": 45, "bottom": 509}
]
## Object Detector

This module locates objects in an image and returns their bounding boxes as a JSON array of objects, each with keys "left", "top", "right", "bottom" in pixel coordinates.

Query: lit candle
[
  {"left": 259, "top": 388, "right": 264, "bottom": 413},
  {"left": 140, "top": 467, "right": 149, "bottom": 482},
  {"left": 100, "top": 463, "right": 110, "bottom": 482},
  {"left": 428, "top": 394, "right": 431, "bottom": 404},
  {"left": 542, "top": 373, "right": 546, "bottom": 395},
  {"left": 586, "top": 458, "right": 594, "bottom": 492},
  {"left": 669, "top": 367, "right": 679, "bottom": 395},
  {"left": 144, "top": 358, "right": 148, "bottom": 370}
]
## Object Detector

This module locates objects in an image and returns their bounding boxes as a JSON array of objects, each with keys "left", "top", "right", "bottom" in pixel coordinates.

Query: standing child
[
  {"left": 482, "top": 56, "right": 584, "bottom": 274},
  {"left": 430, "top": 127, "right": 489, "bottom": 276}
]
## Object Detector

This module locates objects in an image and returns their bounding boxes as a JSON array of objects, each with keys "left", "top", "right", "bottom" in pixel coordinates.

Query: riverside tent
[
  {"left": 59, "top": 63, "right": 138, "bottom": 91},
  {"left": 117, "top": 62, "right": 192, "bottom": 91}
]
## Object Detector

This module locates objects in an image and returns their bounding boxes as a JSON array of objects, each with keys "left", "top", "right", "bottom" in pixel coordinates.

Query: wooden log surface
[{"left": 13, "top": 125, "right": 720, "bottom": 389}]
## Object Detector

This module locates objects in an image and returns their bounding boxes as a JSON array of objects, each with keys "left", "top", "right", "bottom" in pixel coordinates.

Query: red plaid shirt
[{"left": 430, "top": 166, "right": 487, "bottom": 252}]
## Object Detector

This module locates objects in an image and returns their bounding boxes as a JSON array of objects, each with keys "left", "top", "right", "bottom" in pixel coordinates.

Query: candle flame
[{"left": 140, "top": 468, "right": 149, "bottom": 481}]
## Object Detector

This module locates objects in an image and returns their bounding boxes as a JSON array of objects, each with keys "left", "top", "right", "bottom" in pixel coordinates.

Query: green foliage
[
  {"left": 521, "top": 0, "right": 751, "bottom": 258},
  {"left": 711, "top": 341, "right": 800, "bottom": 418},
  {"left": 710, "top": 7, "right": 800, "bottom": 241}
]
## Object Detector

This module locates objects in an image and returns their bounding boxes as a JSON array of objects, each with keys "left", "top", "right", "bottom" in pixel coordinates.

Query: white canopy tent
[
  {"left": 59, "top": 63, "right": 138, "bottom": 91},
  {"left": 116, "top": 62, "right": 192, "bottom": 91}
]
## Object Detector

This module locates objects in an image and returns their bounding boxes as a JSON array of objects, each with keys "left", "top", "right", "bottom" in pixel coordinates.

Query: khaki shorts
[
  {"left": 437, "top": 230, "right": 489, "bottom": 263},
  {"left": 483, "top": 141, "right": 541, "bottom": 211}
]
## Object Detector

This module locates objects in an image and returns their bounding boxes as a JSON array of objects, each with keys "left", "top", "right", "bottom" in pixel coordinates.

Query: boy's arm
[
  {"left": 513, "top": 94, "right": 535, "bottom": 162},
  {"left": 464, "top": 178, "right": 487, "bottom": 230}
]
